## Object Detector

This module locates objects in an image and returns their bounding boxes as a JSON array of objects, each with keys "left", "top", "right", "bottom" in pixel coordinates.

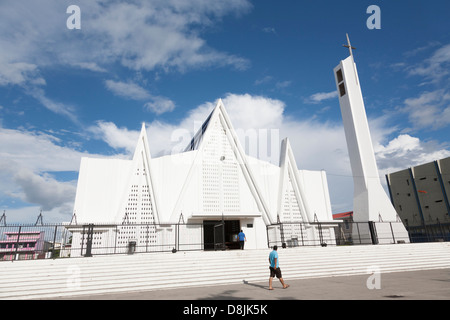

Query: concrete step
[
  {"left": 1, "top": 244, "right": 447, "bottom": 278},
  {"left": 0, "top": 242, "right": 448, "bottom": 299}
]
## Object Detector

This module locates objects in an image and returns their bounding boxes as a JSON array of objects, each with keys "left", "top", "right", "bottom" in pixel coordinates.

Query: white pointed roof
[
  {"left": 169, "top": 99, "right": 275, "bottom": 225},
  {"left": 278, "top": 138, "right": 313, "bottom": 223},
  {"left": 116, "top": 122, "right": 161, "bottom": 224}
]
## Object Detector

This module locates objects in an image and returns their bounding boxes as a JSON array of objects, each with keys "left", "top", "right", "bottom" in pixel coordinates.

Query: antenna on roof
[
  {"left": 70, "top": 212, "right": 78, "bottom": 225},
  {"left": 0, "top": 210, "right": 6, "bottom": 226},
  {"left": 35, "top": 210, "right": 44, "bottom": 226}
]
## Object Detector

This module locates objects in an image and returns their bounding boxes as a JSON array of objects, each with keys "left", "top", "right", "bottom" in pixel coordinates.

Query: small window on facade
[
  {"left": 339, "top": 83, "right": 346, "bottom": 97},
  {"left": 336, "top": 69, "right": 343, "bottom": 83}
]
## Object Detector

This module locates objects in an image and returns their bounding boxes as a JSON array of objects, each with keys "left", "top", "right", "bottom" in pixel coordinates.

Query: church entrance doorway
[{"left": 203, "top": 220, "right": 240, "bottom": 250}]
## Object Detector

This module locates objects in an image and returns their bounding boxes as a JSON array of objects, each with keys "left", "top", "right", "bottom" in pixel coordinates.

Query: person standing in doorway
[
  {"left": 238, "top": 230, "right": 246, "bottom": 250},
  {"left": 268, "top": 245, "right": 289, "bottom": 290}
]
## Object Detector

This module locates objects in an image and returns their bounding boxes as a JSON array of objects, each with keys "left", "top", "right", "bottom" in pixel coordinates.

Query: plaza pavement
[{"left": 55, "top": 268, "right": 450, "bottom": 300}]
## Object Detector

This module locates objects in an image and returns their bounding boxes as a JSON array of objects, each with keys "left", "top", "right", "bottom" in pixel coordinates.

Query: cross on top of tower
[{"left": 342, "top": 33, "right": 356, "bottom": 57}]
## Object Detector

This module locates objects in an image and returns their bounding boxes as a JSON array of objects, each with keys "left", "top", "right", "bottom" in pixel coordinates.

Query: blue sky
[{"left": 0, "top": 0, "right": 449, "bottom": 223}]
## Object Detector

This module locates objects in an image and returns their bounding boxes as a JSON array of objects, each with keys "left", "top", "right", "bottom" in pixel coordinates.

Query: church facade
[{"left": 69, "top": 100, "right": 337, "bottom": 256}]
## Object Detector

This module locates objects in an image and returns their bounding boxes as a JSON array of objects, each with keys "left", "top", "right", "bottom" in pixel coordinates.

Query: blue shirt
[
  {"left": 269, "top": 250, "right": 279, "bottom": 268},
  {"left": 238, "top": 232, "right": 246, "bottom": 241}
]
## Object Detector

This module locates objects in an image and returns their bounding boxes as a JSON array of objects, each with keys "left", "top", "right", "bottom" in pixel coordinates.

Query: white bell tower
[{"left": 334, "top": 34, "right": 409, "bottom": 243}]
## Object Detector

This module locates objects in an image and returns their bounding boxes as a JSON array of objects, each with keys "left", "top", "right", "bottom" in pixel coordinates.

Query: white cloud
[
  {"left": 27, "top": 88, "right": 79, "bottom": 124},
  {"left": 0, "top": 124, "right": 125, "bottom": 217},
  {"left": 0, "top": 60, "right": 44, "bottom": 86},
  {"left": 149, "top": 93, "right": 286, "bottom": 157},
  {"left": 403, "top": 41, "right": 441, "bottom": 58},
  {"left": 262, "top": 27, "right": 277, "bottom": 35},
  {"left": 395, "top": 43, "right": 450, "bottom": 133},
  {"left": 307, "top": 91, "right": 338, "bottom": 104},
  {"left": 408, "top": 44, "right": 450, "bottom": 83},
  {"left": 88, "top": 121, "right": 140, "bottom": 155},
  {"left": 12, "top": 169, "right": 77, "bottom": 212},
  {"left": 105, "top": 79, "right": 176, "bottom": 115},
  {"left": 376, "top": 134, "right": 420, "bottom": 158},
  {"left": 69, "top": 62, "right": 107, "bottom": 73},
  {"left": 0, "top": 0, "right": 251, "bottom": 122},
  {"left": 144, "top": 97, "right": 175, "bottom": 115},
  {"left": 375, "top": 133, "right": 450, "bottom": 174},
  {"left": 275, "top": 80, "right": 292, "bottom": 89},
  {"left": 254, "top": 76, "right": 273, "bottom": 86},
  {"left": 0, "top": 0, "right": 251, "bottom": 85},
  {"left": 0, "top": 127, "right": 85, "bottom": 173},
  {"left": 221, "top": 93, "right": 285, "bottom": 129},
  {"left": 105, "top": 80, "right": 152, "bottom": 100},
  {"left": 401, "top": 89, "right": 450, "bottom": 130}
]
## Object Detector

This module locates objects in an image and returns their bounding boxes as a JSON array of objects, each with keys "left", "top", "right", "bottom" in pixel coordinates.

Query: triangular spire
[
  {"left": 116, "top": 122, "right": 161, "bottom": 224},
  {"left": 170, "top": 99, "right": 274, "bottom": 225},
  {"left": 133, "top": 122, "right": 150, "bottom": 160},
  {"left": 277, "top": 138, "right": 312, "bottom": 224}
]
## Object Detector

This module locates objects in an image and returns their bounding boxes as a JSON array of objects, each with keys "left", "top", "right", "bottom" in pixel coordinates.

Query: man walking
[
  {"left": 268, "top": 245, "right": 289, "bottom": 290},
  {"left": 238, "top": 230, "right": 246, "bottom": 250}
]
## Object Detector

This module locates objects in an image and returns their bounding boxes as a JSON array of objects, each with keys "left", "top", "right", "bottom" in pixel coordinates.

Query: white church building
[
  {"left": 66, "top": 37, "right": 411, "bottom": 257},
  {"left": 68, "top": 100, "right": 337, "bottom": 256}
]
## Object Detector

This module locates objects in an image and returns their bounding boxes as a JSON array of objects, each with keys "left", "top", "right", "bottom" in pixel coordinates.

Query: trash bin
[{"left": 128, "top": 241, "right": 136, "bottom": 254}]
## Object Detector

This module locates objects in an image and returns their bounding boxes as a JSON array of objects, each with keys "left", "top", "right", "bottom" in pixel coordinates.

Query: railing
[
  {"left": 405, "top": 222, "right": 450, "bottom": 243},
  {"left": 0, "top": 224, "right": 69, "bottom": 261},
  {"left": 0, "top": 220, "right": 448, "bottom": 262},
  {"left": 266, "top": 221, "right": 419, "bottom": 248},
  {"left": 0, "top": 222, "right": 208, "bottom": 261},
  {"left": 66, "top": 223, "right": 206, "bottom": 257},
  {"left": 266, "top": 222, "right": 339, "bottom": 248},
  {"left": 332, "top": 221, "right": 412, "bottom": 245}
]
